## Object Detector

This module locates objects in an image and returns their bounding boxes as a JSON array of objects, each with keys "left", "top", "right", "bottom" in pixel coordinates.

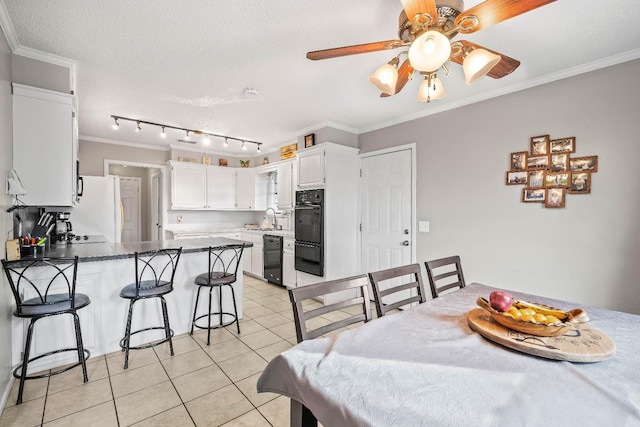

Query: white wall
[
  {"left": 0, "top": 24, "right": 14, "bottom": 406},
  {"left": 359, "top": 59, "right": 640, "bottom": 315}
]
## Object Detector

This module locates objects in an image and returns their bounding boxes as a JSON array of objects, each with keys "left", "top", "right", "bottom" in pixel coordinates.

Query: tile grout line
[{"left": 103, "top": 354, "right": 122, "bottom": 427}]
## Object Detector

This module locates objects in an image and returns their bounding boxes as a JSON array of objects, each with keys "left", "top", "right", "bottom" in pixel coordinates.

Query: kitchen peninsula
[{"left": 9, "top": 237, "right": 253, "bottom": 372}]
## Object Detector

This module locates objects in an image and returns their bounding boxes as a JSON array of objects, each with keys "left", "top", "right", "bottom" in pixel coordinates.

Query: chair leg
[
  {"left": 207, "top": 287, "right": 213, "bottom": 346},
  {"left": 229, "top": 284, "right": 240, "bottom": 334},
  {"left": 123, "top": 299, "right": 136, "bottom": 369},
  {"left": 16, "top": 318, "right": 37, "bottom": 405},
  {"left": 160, "top": 296, "right": 174, "bottom": 357},
  {"left": 218, "top": 284, "right": 223, "bottom": 332},
  {"left": 72, "top": 312, "right": 89, "bottom": 383},
  {"left": 191, "top": 286, "right": 202, "bottom": 336}
]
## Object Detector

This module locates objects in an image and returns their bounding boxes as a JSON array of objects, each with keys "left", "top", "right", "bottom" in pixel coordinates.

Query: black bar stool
[
  {"left": 2, "top": 256, "right": 90, "bottom": 405},
  {"left": 119, "top": 248, "right": 182, "bottom": 369},
  {"left": 190, "top": 245, "right": 244, "bottom": 345}
]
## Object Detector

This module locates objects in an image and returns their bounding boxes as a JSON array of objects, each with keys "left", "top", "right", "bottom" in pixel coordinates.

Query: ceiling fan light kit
[
  {"left": 308, "top": 0, "right": 556, "bottom": 102},
  {"left": 368, "top": 57, "right": 401, "bottom": 95},
  {"left": 408, "top": 30, "right": 451, "bottom": 72},
  {"left": 463, "top": 48, "right": 501, "bottom": 85}
]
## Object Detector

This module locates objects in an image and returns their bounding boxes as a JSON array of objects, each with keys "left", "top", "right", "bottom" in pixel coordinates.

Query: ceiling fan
[{"left": 307, "top": 0, "right": 556, "bottom": 101}]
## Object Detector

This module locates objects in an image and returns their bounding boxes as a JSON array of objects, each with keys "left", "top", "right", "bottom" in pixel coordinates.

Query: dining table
[{"left": 257, "top": 283, "right": 640, "bottom": 427}]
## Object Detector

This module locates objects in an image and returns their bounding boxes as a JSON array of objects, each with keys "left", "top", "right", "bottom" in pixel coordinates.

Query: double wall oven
[{"left": 294, "top": 189, "right": 324, "bottom": 277}]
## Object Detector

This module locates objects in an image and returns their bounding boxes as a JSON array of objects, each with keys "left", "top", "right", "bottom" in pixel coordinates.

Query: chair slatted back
[
  {"left": 368, "top": 263, "right": 427, "bottom": 317},
  {"left": 424, "top": 255, "right": 466, "bottom": 299},
  {"left": 2, "top": 257, "right": 79, "bottom": 314},
  {"left": 134, "top": 248, "right": 182, "bottom": 296},
  {"left": 289, "top": 275, "right": 372, "bottom": 343}
]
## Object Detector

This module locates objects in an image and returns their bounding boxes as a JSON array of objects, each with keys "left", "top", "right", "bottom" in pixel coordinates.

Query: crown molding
[
  {"left": 80, "top": 135, "right": 170, "bottom": 151},
  {"left": 0, "top": 0, "right": 19, "bottom": 51}
]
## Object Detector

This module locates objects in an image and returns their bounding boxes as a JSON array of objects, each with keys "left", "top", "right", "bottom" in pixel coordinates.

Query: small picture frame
[
  {"left": 522, "top": 188, "right": 546, "bottom": 203},
  {"left": 506, "top": 171, "right": 528, "bottom": 185},
  {"left": 544, "top": 172, "right": 570, "bottom": 187},
  {"left": 528, "top": 170, "right": 544, "bottom": 188},
  {"left": 305, "top": 133, "right": 315, "bottom": 148},
  {"left": 510, "top": 152, "right": 527, "bottom": 171},
  {"left": 569, "top": 171, "right": 591, "bottom": 194},
  {"left": 570, "top": 155, "right": 598, "bottom": 173},
  {"left": 530, "top": 135, "right": 549, "bottom": 155},
  {"left": 550, "top": 137, "right": 576, "bottom": 153},
  {"left": 550, "top": 153, "right": 569, "bottom": 172},
  {"left": 219, "top": 158, "right": 228, "bottom": 167},
  {"left": 202, "top": 156, "right": 211, "bottom": 165},
  {"left": 527, "top": 155, "right": 549, "bottom": 170},
  {"left": 240, "top": 160, "right": 250, "bottom": 168},
  {"left": 545, "top": 188, "right": 565, "bottom": 208}
]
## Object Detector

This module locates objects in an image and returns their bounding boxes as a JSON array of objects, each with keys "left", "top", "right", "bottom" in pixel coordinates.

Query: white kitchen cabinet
[
  {"left": 235, "top": 169, "right": 255, "bottom": 210},
  {"left": 277, "top": 160, "right": 295, "bottom": 210},
  {"left": 241, "top": 231, "right": 264, "bottom": 278},
  {"left": 170, "top": 163, "right": 207, "bottom": 209},
  {"left": 282, "top": 237, "right": 295, "bottom": 287},
  {"left": 297, "top": 149, "right": 325, "bottom": 189},
  {"left": 207, "top": 167, "right": 236, "bottom": 209},
  {"left": 12, "top": 84, "right": 78, "bottom": 206}
]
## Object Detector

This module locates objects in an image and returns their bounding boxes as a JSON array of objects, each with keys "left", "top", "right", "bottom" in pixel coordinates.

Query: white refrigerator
[{"left": 71, "top": 175, "right": 123, "bottom": 243}]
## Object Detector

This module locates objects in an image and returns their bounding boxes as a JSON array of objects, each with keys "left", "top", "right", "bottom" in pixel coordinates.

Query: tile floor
[{"left": 0, "top": 275, "right": 364, "bottom": 427}]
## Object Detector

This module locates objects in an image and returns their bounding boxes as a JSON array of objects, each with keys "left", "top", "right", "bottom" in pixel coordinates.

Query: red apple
[{"left": 490, "top": 290, "right": 513, "bottom": 312}]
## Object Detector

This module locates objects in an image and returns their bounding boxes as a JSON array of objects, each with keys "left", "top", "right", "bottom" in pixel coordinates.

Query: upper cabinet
[
  {"left": 169, "top": 161, "right": 254, "bottom": 210},
  {"left": 296, "top": 143, "right": 359, "bottom": 191},
  {"left": 276, "top": 160, "right": 296, "bottom": 210},
  {"left": 297, "top": 149, "right": 325, "bottom": 189},
  {"left": 13, "top": 84, "right": 78, "bottom": 206}
]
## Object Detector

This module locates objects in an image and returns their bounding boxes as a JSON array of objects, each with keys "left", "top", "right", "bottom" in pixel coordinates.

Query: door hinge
[
  {"left": 359, "top": 169, "right": 362, "bottom": 178},
  {"left": 359, "top": 223, "right": 362, "bottom": 232}
]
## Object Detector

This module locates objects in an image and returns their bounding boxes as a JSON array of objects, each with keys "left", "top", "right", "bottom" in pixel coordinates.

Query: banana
[{"left": 513, "top": 300, "right": 568, "bottom": 321}]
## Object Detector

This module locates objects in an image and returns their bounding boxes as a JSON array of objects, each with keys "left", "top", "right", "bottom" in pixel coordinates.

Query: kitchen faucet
[{"left": 264, "top": 208, "right": 278, "bottom": 230}]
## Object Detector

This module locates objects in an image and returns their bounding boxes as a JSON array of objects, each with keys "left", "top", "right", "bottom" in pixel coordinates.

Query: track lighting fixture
[{"left": 110, "top": 115, "right": 263, "bottom": 151}]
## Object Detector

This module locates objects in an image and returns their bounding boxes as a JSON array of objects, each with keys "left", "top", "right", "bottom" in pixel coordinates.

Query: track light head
[
  {"left": 135, "top": 121, "right": 141, "bottom": 133},
  {"left": 112, "top": 117, "right": 119, "bottom": 130},
  {"left": 160, "top": 126, "right": 166, "bottom": 138}
]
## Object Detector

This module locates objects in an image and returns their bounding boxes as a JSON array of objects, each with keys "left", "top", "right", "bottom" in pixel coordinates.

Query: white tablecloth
[{"left": 257, "top": 283, "right": 640, "bottom": 426}]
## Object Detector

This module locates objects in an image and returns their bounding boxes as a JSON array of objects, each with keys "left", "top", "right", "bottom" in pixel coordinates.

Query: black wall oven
[{"left": 294, "top": 189, "right": 324, "bottom": 276}]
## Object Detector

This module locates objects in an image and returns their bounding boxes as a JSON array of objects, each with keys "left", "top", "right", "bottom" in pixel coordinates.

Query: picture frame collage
[{"left": 506, "top": 135, "right": 598, "bottom": 208}]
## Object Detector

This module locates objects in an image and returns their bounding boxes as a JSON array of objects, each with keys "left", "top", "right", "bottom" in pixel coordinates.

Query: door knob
[
  {"left": 402, "top": 240, "right": 409, "bottom": 246},
  {"left": 404, "top": 229, "right": 409, "bottom": 235}
]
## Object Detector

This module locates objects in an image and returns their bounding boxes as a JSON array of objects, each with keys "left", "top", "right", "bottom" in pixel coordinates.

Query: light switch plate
[{"left": 419, "top": 221, "right": 430, "bottom": 232}]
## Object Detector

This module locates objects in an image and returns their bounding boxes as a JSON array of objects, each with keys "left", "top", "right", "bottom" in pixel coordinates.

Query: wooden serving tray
[{"left": 467, "top": 308, "right": 616, "bottom": 362}]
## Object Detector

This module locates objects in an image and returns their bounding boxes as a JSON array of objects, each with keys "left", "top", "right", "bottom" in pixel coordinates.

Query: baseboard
[{"left": 0, "top": 375, "right": 14, "bottom": 412}]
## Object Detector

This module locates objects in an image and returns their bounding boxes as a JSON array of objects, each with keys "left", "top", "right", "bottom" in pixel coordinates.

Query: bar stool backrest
[
  {"left": 2, "top": 257, "right": 79, "bottom": 315},
  {"left": 207, "top": 245, "right": 244, "bottom": 284},
  {"left": 134, "top": 248, "right": 182, "bottom": 297}
]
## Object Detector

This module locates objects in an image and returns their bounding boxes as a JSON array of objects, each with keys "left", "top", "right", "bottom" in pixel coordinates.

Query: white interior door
[
  {"left": 361, "top": 148, "right": 413, "bottom": 304},
  {"left": 120, "top": 177, "right": 142, "bottom": 242}
]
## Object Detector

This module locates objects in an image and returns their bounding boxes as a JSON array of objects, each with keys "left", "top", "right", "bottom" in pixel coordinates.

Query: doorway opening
[{"left": 104, "top": 160, "right": 165, "bottom": 242}]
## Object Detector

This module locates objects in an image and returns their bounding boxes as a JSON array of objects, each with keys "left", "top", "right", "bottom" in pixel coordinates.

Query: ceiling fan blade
[
  {"left": 307, "top": 40, "right": 403, "bottom": 60},
  {"left": 400, "top": 0, "right": 438, "bottom": 25},
  {"left": 450, "top": 40, "right": 520, "bottom": 78},
  {"left": 455, "top": 0, "right": 556, "bottom": 34},
  {"left": 381, "top": 59, "right": 414, "bottom": 97}
]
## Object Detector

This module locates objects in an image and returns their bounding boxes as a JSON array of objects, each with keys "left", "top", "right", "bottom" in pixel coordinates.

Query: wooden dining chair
[
  {"left": 288, "top": 274, "right": 372, "bottom": 343},
  {"left": 368, "top": 263, "right": 427, "bottom": 317},
  {"left": 424, "top": 255, "right": 466, "bottom": 299}
]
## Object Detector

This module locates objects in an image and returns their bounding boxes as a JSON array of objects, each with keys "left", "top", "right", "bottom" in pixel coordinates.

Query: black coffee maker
[{"left": 53, "top": 212, "right": 74, "bottom": 243}]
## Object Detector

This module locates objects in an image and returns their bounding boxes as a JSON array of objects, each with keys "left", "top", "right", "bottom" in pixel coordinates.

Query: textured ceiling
[{"left": 3, "top": 0, "right": 640, "bottom": 155}]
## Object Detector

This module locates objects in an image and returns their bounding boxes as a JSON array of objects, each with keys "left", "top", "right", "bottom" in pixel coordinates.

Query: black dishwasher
[{"left": 263, "top": 234, "right": 283, "bottom": 286}]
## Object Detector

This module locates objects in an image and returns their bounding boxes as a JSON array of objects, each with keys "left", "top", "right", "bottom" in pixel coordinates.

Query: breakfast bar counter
[{"left": 10, "top": 237, "right": 253, "bottom": 371}]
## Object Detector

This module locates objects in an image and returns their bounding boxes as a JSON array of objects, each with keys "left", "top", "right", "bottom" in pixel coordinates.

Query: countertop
[
  {"left": 165, "top": 224, "right": 294, "bottom": 238},
  {"left": 17, "top": 237, "right": 253, "bottom": 263}
]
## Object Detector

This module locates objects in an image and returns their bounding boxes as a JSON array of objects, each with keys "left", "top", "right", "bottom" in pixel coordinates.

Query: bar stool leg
[
  {"left": 190, "top": 287, "right": 203, "bottom": 336},
  {"left": 123, "top": 299, "right": 136, "bottom": 369},
  {"left": 218, "top": 285, "right": 223, "bottom": 332},
  {"left": 72, "top": 312, "right": 89, "bottom": 383},
  {"left": 160, "top": 296, "right": 174, "bottom": 357},
  {"left": 207, "top": 287, "right": 213, "bottom": 346},
  {"left": 17, "top": 319, "right": 37, "bottom": 405},
  {"left": 229, "top": 284, "right": 240, "bottom": 334}
]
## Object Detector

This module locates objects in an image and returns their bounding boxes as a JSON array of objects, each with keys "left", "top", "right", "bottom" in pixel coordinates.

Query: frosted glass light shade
[
  {"left": 463, "top": 48, "right": 501, "bottom": 85},
  {"left": 416, "top": 77, "right": 446, "bottom": 102},
  {"left": 408, "top": 31, "right": 451, "bottom": 72},
  {"left": 368, "top": 63, "right": 399, "bottom": 95}
]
